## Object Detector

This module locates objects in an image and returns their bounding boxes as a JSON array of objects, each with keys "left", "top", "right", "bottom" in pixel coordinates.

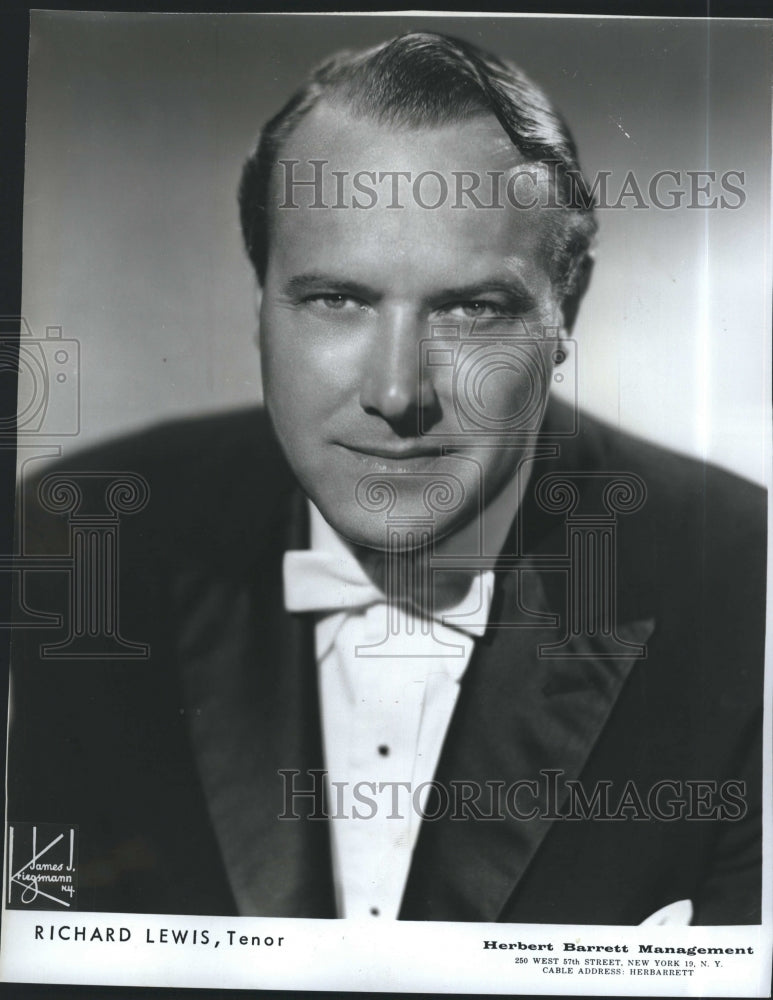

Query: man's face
[{"left": 259, "top": 104, "right": 569, "bottom": 549}]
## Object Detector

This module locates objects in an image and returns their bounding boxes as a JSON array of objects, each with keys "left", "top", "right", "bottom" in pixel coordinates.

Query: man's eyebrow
[
  {"left": 429, "top": 281, "right": 537, "bottom": 309},
  {"left": 282, "top": 274, "right": 538, "bottom": 308},
  {"left": 282, "top": 274, "right": 379, "bottom": 299}
]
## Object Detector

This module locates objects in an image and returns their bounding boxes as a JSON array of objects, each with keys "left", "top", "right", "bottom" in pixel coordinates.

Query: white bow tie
[
  {"left": 284, "top": 549, "right": 386, "bottom": 614},
  {"left": 283, "top": 549, "right": 492, "bottom": 639}
]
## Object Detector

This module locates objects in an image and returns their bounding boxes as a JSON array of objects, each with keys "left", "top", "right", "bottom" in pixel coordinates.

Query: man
[{"left": 8, "top": 32, "right": 765, "bottom": 924}]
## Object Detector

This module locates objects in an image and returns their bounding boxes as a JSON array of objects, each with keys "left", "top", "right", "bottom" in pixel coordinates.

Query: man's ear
[{"left": 561, "top": 253, "right": 594, "bottom": 334}]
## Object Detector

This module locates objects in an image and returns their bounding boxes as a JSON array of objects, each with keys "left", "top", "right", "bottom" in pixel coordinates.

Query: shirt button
[
  {"left": 370, "top": 907, "right": 380, "bottom": 916},
  {"left": 377, "top": 745, "right": 390, "bottom": 757}
]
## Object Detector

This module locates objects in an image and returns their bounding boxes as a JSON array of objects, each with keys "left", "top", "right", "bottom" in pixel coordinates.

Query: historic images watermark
[
  {"left": 12, "top": 469, "right": 152, "bottom": 659},
  {"left": 417, "top": 319, "right": 575, "bottom": 438},
  {"left": 277, "top": 769, "right": 748, "bottom": 823},
  {"left": 3, "top": 317, "right": 151, "bottom": 657},
  {"left": 277, "top": 160, "right": 747, "bottom": 212},
  {"left": 1, "top": 318, "right": 80, "bottom": 440}
]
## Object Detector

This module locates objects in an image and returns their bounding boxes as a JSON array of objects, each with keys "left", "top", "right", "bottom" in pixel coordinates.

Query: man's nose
[{"left": 358, "top": 308, "right": 440, "bottom": 434}]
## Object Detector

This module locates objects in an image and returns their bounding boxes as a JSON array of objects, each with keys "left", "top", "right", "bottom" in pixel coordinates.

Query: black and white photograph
[{"left": 1, "top": 10, "right": 771, "bottom": 995}]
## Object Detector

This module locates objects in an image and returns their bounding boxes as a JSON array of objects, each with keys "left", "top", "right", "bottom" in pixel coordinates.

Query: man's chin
[{"left": 313, "top": 500, "right": 466, "bottom": 553}]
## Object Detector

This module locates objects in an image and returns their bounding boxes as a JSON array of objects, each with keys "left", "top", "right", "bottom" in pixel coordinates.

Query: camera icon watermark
[
  {"left": 0, "top": 317, "right": 80, "bottom": 439},
  {"left": 419, "top": 318, "right": 576, "bottom": 438}
]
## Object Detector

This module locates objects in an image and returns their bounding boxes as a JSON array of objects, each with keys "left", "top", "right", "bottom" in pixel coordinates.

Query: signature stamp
[{"left": 6, "top": 823, "right": 78, "bottom": 909}]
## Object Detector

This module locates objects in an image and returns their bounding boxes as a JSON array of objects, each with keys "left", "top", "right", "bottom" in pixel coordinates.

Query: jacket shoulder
[
  {"left": 20, "top": 407, "right": 296, "bottom": 569},
  {"left": 574, "top": 408, "right": 766, "bottom": 531},
  {"left": 569, "top": 409, "right": 767, "bottom": 640}
]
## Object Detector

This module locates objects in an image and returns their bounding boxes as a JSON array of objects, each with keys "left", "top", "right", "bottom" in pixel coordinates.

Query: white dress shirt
[{"left": 283, "top": 467, "right": 529, "bottom": 919}]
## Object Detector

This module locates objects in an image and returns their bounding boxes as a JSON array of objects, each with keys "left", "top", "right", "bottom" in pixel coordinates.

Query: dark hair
[{"left": 238, "top": 31, "right": 597, "bottom": 298}]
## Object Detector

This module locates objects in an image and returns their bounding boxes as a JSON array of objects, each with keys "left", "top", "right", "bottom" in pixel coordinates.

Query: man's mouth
[{"left": 343, "top": 442, "right": 442, "bottom": 460}]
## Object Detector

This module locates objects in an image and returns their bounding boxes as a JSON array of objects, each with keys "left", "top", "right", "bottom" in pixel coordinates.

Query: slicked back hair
[{"left": 238, "top": 31, "right": 597, "bottom": 300}]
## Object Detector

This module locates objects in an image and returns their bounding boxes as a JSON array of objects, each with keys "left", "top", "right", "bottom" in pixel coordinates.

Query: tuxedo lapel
[
  {"left": 399, "top": 565, "right": 655, "bottom": 922},
  {"left": 174, "top": 488, "right": 336, "bottom": 917}
]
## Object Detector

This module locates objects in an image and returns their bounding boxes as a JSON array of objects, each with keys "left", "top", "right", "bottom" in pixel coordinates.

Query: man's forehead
[
  {"left": 262, "top": 101, "right": 568, "bottom": 291},
  {"left": 271, "top": 100, "right": 542, "bottom": 187}
]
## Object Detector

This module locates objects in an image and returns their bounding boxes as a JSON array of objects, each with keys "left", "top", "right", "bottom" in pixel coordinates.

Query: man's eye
[
  {"left": 444, "top": 301, "right": 511, "bottom": 319},
  {"left": 308, "top": 294, "right": 364, "bottom": 311}
]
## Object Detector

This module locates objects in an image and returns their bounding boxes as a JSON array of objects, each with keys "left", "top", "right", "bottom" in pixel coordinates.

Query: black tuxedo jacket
[{"left": 9, "top": 402, "right": 766, "bottom": 924}]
